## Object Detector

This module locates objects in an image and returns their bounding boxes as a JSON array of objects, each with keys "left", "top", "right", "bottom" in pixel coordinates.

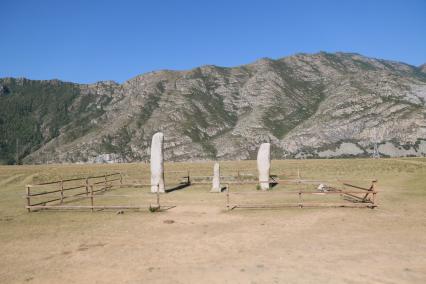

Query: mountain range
[{"left": 1, "top": 52, "right": 426, "bottom": 164}]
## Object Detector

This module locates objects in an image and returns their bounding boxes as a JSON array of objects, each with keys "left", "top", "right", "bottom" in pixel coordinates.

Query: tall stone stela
[
  {"left": 150, "top": 132, "right": 165, "bottom": 193},
  {"left": 210, "top": 162, "right": 221, "bottom": 192},
  {"left": 257, "top": 143, "right": 271, "bottom": 190}
]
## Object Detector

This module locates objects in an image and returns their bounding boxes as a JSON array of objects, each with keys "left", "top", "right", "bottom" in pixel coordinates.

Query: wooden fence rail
[
  {"left": 225, "top": 180, "right": 378, "bottom": 210},
  {"left": 24, "top": 173, "right": 175, "bottom": 212},
  {"left": 26, "top": 172, "right": 122, "bottom": 212}
]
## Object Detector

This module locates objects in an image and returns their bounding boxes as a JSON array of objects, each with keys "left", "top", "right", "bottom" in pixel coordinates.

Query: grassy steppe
[{"left": 0, "top": 158, "right": 425, "bottom": 283}]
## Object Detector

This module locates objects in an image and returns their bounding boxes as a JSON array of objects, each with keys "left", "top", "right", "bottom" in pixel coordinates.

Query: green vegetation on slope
[
  {"left": 0, "top": 78, "right": 108, "bottom": 164},
  {"left": 0, "top": 79, "right": 81, "bottom": 164}
]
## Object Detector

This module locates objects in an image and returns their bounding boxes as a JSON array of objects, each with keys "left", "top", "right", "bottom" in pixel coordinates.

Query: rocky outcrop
[{"left": 420, "top": 64, "right": 426, "bottom": 74}]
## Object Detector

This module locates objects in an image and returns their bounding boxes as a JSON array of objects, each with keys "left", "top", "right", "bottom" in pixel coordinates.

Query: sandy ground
[{"left": 0, "top": 159, "right": 425, "bottom": 283}]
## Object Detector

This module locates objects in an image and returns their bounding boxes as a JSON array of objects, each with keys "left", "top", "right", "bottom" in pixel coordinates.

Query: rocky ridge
[{"left": 1, "top": 52, "right": 425, "bottom": 164}]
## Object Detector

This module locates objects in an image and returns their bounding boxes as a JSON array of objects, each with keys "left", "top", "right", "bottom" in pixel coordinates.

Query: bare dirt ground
[{"left": 0, "top": 158, "right": 425, "bottom": 283}]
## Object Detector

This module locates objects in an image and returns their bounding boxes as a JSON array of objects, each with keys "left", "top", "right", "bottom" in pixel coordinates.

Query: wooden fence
[
  {"left": 184, "top": 168, "right": 282, "bottom": 185},
  {"left": 24, "top": 167, "right": 377, "bottom": 212},
  {"left": 25, "top": 173, "right": 172, "bottom": 212},
  {"left": 225, "top": 180, "right": 378, "bottom": 210}
]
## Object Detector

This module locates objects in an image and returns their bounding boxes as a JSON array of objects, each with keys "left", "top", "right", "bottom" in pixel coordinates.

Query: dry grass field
[{"left": 0, "top": 158, "right": 425, "bottom": 283}]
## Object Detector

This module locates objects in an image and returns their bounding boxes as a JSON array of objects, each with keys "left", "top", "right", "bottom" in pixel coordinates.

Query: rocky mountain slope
[{"left": 1, "top": 52, "right": 426, "bottom": 164}]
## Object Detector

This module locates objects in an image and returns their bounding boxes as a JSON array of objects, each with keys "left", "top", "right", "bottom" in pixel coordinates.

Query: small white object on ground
[{"left": 317, "top": 184, "right": 328, "bottom": 192}]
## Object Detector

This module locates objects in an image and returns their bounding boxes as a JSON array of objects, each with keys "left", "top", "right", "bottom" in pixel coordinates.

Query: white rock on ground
[
  {"left": 257, "top": 143, "right": 271, "bottom": 190},
  {"left": 150, "top": 132, "right": 165, "bottom": 193},
  {"left": 211, "top": 162, "right": 221, "bottom": 192}
]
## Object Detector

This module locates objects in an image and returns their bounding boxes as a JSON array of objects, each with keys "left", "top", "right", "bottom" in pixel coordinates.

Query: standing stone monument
[
  {"left": 211, "top": 162, "right": 221, "bottom": 192},
  {"left": 150, "top": 132, "right": 165, "bottom": 193},
  {"left": 257, "top": 143, "right": 271, "bottom": 190}
]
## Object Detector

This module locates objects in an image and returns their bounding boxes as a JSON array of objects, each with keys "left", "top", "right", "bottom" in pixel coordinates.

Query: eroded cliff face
[{"left": 1, "top": 52, "right": 426, "bottom": 164}]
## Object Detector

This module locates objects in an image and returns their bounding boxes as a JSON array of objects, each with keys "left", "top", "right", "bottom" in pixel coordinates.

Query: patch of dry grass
[{"left": 0, "top": 158, "right": 425, "bottom": 283}]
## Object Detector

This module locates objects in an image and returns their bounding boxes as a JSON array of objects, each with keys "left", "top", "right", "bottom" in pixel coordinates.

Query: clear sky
[{"left": 1, "top": 0, "right": 425, "bottom": 83}]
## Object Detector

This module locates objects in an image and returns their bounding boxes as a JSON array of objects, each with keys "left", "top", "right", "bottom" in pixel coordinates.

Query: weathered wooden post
[
  {"left": 60, "top": 179, "right": 64, "bottom": 204},
  {"left": 85, "top": 177, "right": 89, "bottom": 196},
  {"left": 363, "top": 179, "right": 377, "bottom": 202},
  {"left": 371, "top": 180, "right": 378, "bottom": 208},
  {"left": 226, "top": 184, "right": 230, "bottom": 210},
  {"left": 90, "top": 185, "right": 94, "bottom": 212},
  {"left": 156, "top": 184, "right": 160, "bottom": 209},
  {"left": 26, "top": 185, "right": 31, "bottom": 212},
  {"left": 104, "top": 173, "right": 107, "bottom": 191}
]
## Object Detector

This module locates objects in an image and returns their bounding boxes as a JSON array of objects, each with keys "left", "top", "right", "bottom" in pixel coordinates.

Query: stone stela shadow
[
  {"left": 269, "top": 175, "right": 279, "bottom": 188},
  {"left": 165, "top": 180, "right": 191, "bottom": 193}
]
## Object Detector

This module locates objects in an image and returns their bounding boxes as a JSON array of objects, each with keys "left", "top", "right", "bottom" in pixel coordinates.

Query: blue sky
[{"left": 1, "top": 0, "right": 425, "bottom": 83}]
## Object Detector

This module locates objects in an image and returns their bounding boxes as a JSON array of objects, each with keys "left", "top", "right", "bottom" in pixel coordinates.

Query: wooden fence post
[
  {"left": 226, "top": 184, "right": 230, "bottom": 210},
  {"left": 26, "top": 185, "right": 31, "bottom": 212},
  {"left": 60, "top": 179, "right": 64, "bottom": 204},
  {"left": 362, "top": 180, "right": 377, "bottom": 202},
  {"left": 120, "top": 173, "right": 123, "bottom": 185},
  {"left": 298, "top": 191, "right": 303, "bottom": 208},
  {"left": 104, "top": 173, "right": 107, "bottom": 191},
  {"left": 90, "top": 185, "right": 94, "bottom": 212},
  {"left": 372, "top": 180, "right": 377, "bottom": 208},
  {"left": 85, "top": 177, "right": 89, "bottom": 196},
  {"left": 156, "top": 184, "right": 160, "bottom": 209}
]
